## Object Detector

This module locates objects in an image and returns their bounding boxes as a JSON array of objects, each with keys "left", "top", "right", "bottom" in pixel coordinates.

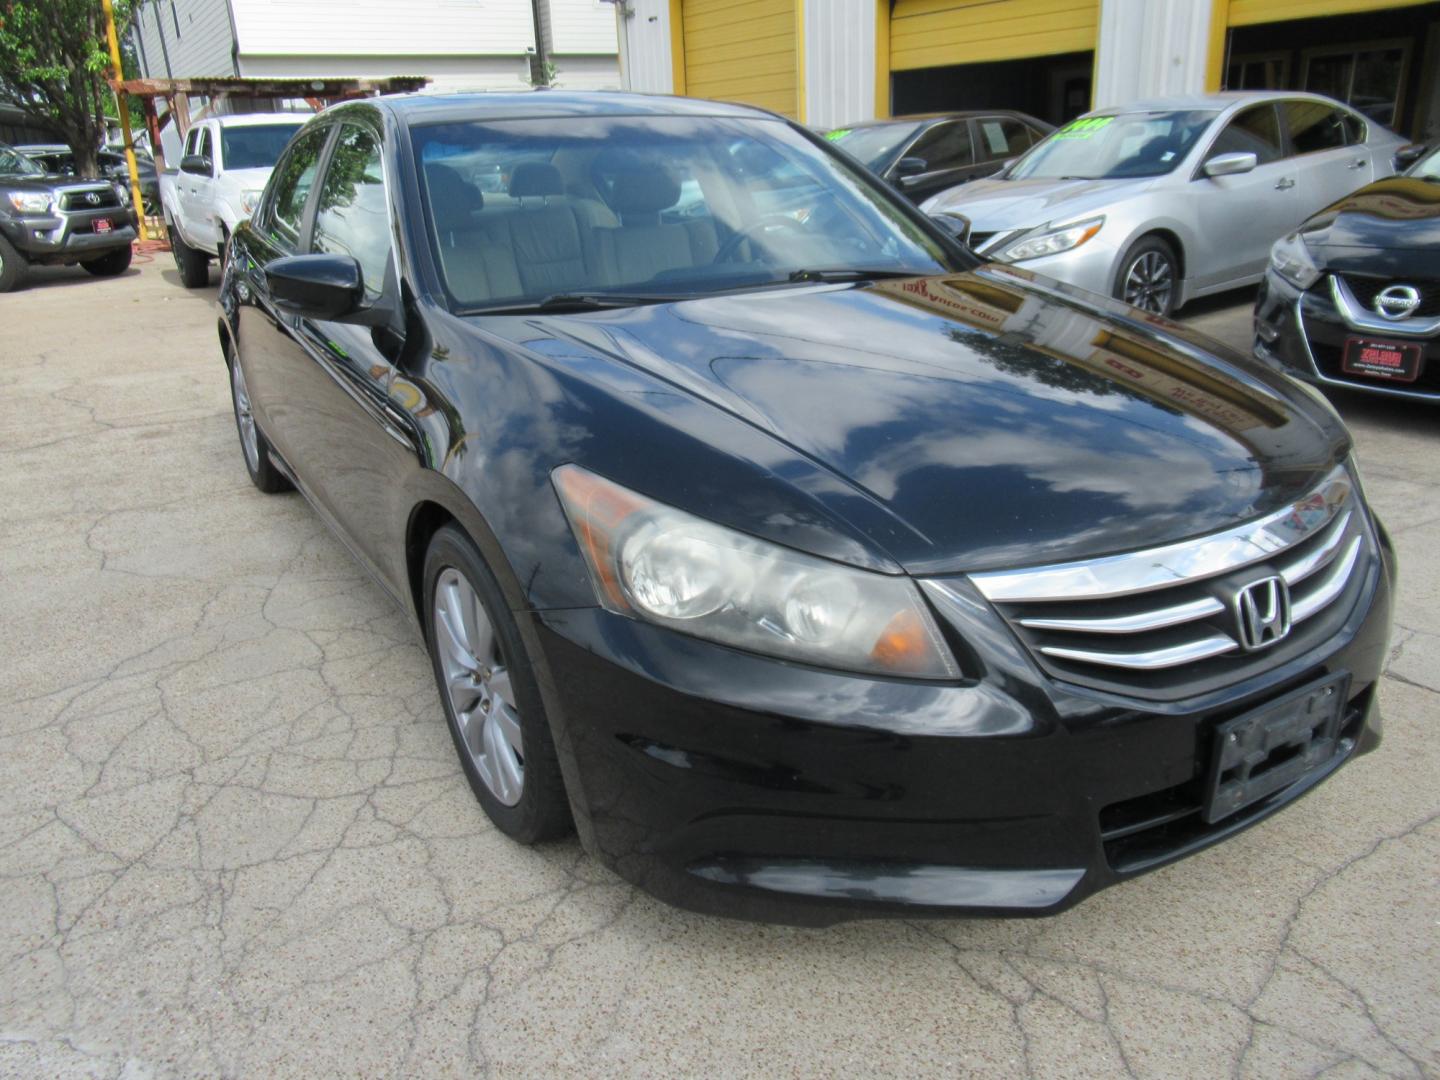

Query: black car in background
[
  {"left": 16, "top": 143, "right": 161, "bottom": 217},
  {"left": 220, "top": 91, "right": 1391, "bottom": 925},
  {"left": 826, "top": 111, "right": 1052, "bottom": 203},
  {"left": 1255, "top": 144, "right": 1440, "bottom": 401}
]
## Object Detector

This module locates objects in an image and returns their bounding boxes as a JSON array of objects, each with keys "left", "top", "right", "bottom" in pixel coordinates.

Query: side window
[
  {"left": 907, "top": 122, "right": 973, "bottom": 172},
  {"left": 976, "top": 117, "right": 1032, "bottom": 162},
  {"left": 265, "top": 125, "right": 330, "bottom": 249},
  {"left": 1209, "top": 104, "right": 1283, "bottom": 165},
  {"left": 1285, "top": 101, "right": 1348, "bottom": 154},
  {"left": 183, "top": 127, "right": 199, "bottom": 158},
  {"left": 311, "top": 123, "right": 390, "bottom": 300},
  {"left": 196, "top": 127, "right": 211, "bottom": 163},
  {"left": 1340, "top": 111, "right": 1366, "bottom": 146}
]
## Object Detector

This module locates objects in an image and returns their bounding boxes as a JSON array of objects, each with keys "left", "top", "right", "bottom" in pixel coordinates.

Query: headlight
[
  {"left": 999, "top": 217, "right": 1104, "bottom": 262},
  {"left": 240, "top": 189, "right": 263, "bottom": 216},
  {"left": 112, "top": 182, "right": 131, "bottom": 206},
  {"left": 7, "top": 191, "right": 53, "bottom": 214},
  {"left": 1269, "top": 231, "right": 1321, "bottom": 290},
  {"left": 552, "top": 466, "right": 959, "bottom": 679}
]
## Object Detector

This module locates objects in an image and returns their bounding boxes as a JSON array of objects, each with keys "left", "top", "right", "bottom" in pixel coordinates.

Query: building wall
[
  {"left": 803, "top": 0, "right": 877, "bottom": 128},
  {"left": 236, "top": 53, "right": 534, "bottom": 93},
  {"left": 1094, "top": 0, "right": 1214, "bottom": 109},
  {"left": 228, "top": 0, "right": 535, "bottom": 57},
  {"left": 548, "top": 0, "right": 620, "bottom": 54},
  {"left": 130, "top": 0, "right": 238, "bottom": 78},
  {"left": 551, "top": 54, "right": 623, "bottom": 90},
  {"left": 615, "top": 0, "right": 676, "bottom": 93}
]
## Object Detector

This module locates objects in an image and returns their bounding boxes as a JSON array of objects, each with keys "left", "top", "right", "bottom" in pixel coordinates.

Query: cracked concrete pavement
[{"left": 1, "top": 261, "right": 1437, "bottom": 1078}]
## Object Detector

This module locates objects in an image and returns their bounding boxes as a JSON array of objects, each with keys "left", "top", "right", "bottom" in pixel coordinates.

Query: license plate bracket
[
  {"left": 1342, "top": 335, "right": 1422, "bottom": 383},
  {"left": 1203, "top": 672, "right": 1350, "bottom": 824}
]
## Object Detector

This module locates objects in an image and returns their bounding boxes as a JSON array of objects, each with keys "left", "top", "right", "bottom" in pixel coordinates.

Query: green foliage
[{"left": 0, "top": 0, "right": 133, "bottom": 175}]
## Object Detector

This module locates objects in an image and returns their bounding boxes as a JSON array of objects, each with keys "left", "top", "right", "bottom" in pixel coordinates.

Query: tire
[
  {"left": 227, "top": 352, "right": 291, "bottom": 494},
  {"left": 1113, "top": 235, "right": 1179, "bottom": 317},
  {"left": 423, "top": 525, "right": 572, "bottom": 844},
  {"left": 0, "top": 232, "right": 27, "bottom": 293},
  {"left": 81, "top": 244, "right": 133, "bottom": 277},
  {"left": 169, "top": 225, "right": 210, "bottom": 288}
]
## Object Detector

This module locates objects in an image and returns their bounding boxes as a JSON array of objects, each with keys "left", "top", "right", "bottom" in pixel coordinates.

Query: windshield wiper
[
  {"left": 786, "top": 267, "right": 925, "bottom": 283},
  {"left": 462, "top": 291, "right": 686, "bottom": 315}
]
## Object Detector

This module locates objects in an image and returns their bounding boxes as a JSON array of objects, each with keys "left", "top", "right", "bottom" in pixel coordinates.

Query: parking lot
[{"left": 1, "top": 260, "right": 1436, "bottom": 1078}]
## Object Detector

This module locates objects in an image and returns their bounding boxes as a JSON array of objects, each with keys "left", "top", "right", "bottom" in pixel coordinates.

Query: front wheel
[
  {"left": 228, "top": 354, "right": 290, "bottom": 493},
  {"left": 169, "top": 224, "right": 210, "bottom": 288},
  {"left": 0, "top": 233, "right": 27, "bottom": 293},
  {"left": 81, "top": 244, "right": 133, "bottom": 277},
  {"left": 423, "top": 525, "right": 572, "bottom": 844},
  {"left": 1114, "top": 235, "right": 1178, "bottom": 317}
]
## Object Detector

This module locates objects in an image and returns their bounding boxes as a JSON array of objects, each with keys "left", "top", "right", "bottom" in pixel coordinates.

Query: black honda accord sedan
[
  {"left": 1255, "top": 144, "right": 1440, "bottom": 400},
  {"left": 218, "top": 92, "right": 1393, "bottom": 925}
]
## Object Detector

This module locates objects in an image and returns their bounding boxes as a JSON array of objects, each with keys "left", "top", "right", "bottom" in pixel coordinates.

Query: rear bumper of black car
[
  {"left": 527, "top": 525, "right": 1394, "bottom": 926},
  {"left": 1255, "top": 269, "right": 1440, "bottom": 402}
]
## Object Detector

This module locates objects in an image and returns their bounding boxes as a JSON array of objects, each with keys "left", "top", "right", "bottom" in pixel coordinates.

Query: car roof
[
  {"left": 1084, "top": 90, "right": 1354, "bottom": 115},
  {"left": 834, "top": 111, "right": 1039, "bottom": 131},
  {"left": 206, "top": 112, "right": 310, "bottom": 128},
  {"left": 14, "top": 143, "right": 71, "bottom": 154},
  {"left": 357, "top": 90, "right": 784, "bottom": 125}
]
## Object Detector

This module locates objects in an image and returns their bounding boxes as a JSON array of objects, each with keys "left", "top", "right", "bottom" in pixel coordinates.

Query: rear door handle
[
  {"left": 1348, "top": 157, "right": 1367, "bottom": 169},
  {"left": 1275, "top": 177, "right": 1295, "bottom": 190}
]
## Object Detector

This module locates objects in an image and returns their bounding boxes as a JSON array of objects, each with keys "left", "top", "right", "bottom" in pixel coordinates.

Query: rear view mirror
[
  {"left": 180, "top": 153, "right": 213, "bottom": 176},
  {"left": 930, "top": 212, "right": 972, "bottom": 247},
  {"left": 1203, "top": 151, "right": 1258, "bottom": 178},
  {"left": 1394, "top": 143, "right": 1427, "bottom": 171},
  {"left": 265, "top": 254, "right": 365, "bottom": 321}
]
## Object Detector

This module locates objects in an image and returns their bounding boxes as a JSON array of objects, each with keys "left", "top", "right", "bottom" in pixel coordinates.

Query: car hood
[
  {"left": 1302, "top": 176, "right": 1440, "bottom": 250},
  {"left": 0, "top": 174, "right": 75, "bottom": 192},
  {"left": 923, "top": 176, "right": 1152, "bottom": 233},
  {"left": 484, "top": 269, "right": 1348, "bottom": 574}
]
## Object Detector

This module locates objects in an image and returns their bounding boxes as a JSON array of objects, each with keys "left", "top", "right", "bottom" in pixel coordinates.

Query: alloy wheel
[
  {"left": 433, "top": 567, "right": 525, "bottom": 806},
  {"left": 1123, "top": 251, "right": 1174, "bottom": 314},
  {"left": 231, "top": 361, "right": 260, "bottom": 473}
]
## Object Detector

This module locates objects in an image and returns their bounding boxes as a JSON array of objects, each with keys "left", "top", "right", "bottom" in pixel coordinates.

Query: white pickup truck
[{"left": 159, "top": 113, "right": 307, "bottom": 287}]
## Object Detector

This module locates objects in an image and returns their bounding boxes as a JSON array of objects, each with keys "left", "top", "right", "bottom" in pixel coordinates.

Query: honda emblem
[{"left": 1235, "top": 576, "right": 1292, "bottom": 651}]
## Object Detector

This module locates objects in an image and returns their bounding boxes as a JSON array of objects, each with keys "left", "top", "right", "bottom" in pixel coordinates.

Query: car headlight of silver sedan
[
  {"left": 999, "top": 216, "right": 1104, "bottom": 262},
  {"left": 6, "top": 191, "right": 53, "bottom": 214},
  {"left": 240, "top": 189, "right": 264, "bottom": 216},
  {"left": 1269, "top": 230, "right": 1322, "bottom": 290},
  {"left": 553, "top": 465, "right": 959, "bottom": 679}
]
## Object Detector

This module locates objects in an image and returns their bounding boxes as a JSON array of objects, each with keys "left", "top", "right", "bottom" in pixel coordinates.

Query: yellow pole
[{"left": 100, "top": 0, "right": 150, "bottom": 239}]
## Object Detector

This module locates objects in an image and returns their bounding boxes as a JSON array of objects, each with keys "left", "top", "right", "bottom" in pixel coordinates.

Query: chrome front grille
[{"left": 965, "top": 467, "right": 1373, "bottom": 699}]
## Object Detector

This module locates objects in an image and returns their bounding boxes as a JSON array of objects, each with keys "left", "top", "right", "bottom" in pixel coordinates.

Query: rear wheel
[
  {"left": 169, "top": 224, "right": 210, "bottom": 288},
  {"left": 1114, "top": 235, "right": 1178, "bottom": 317},
  {"left": 81, "top": 244, "right": 133, "bottom": 277},
  {"left": 0, "top": 233, "right": 27, "bottom": 293},
  {"left": 228, "top": 354, "right": 290, "bottom": 493},
  {"left": 423, "top": 525, "right": 572, "bottom": 843}
]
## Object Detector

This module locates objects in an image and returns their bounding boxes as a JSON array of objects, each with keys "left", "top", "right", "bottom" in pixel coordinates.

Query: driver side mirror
[
  {"left": 1394, "top": 143, "right": 1427, "bottom": 171},
  {"left": 265, "top": 254, "right": 369, "bottom": 322},
  {"left": 930, "top": 212, "right": 972, "bottom": 248},
  {"left": 180, "top": 153, "right": 213, "bottom": 177},
  {"left": 1203, "top": 151, "right": 1258, "bottom": 179},
  {"left": 893, "top": 156, "right": 928, "bottom": 186}
]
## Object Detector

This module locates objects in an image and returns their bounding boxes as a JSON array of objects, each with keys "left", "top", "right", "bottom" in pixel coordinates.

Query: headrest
[
  {"left": 509, "top": 161, "right": 564, "bottom": 198},
  {"left": 607, "top": 169, "right": 681, "bottom": 215},
  {"left": 427, "top": 164, "right": 482, "bottom": 230}
]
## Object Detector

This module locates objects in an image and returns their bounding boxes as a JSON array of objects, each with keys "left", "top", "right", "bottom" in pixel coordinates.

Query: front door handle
[
  {"left": 1348, "top": 157, "right": 1367, "bottom": 169},
  {"left": 1275, "top": 177, "right": 1296, "bottom": 190}
]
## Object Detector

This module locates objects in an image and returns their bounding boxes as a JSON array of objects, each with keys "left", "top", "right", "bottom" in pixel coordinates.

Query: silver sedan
[{"left": 921, "top": 91, "right": 1408, "bottom": 316}]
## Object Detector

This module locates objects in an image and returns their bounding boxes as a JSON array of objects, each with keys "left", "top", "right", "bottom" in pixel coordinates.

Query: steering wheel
[{"left": 712, "top": 214, "right": 809, "bottom": 265}]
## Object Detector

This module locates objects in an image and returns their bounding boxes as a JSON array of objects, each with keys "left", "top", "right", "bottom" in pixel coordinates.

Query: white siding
[
  {"left": 129, "top": 0, "right": 237, "bottom": 78},
  {"left": 237, "top": 53, "right": 533, "bottom": 92},
  {"left": 1094, "top": 0, "right": 1214, "bottom": 109},
  {"left": 614, "top": 0, "right": 673, "bottom": 93},
  {"left": 230, "top": 0, "right": 535, "bottom": 57},
  {"left": 803, "top": 0, "right": 875, "bottom": 129},
  {"left": 552, "top": 54, "right": 623, "bottom": 90},
  {"left": 547, "top": 0, "right": 618, "bottom": 55}
]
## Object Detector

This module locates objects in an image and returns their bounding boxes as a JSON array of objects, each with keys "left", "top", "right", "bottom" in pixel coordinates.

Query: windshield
[
  {"left": 412, "top": 115, "right": 961, "bottom": 313},
  {"left": 827, "top": 122, "right": 924, "bottom": 171},
  {"left": 0, "top": 144, "right": 45, "bottom": 177},
  {"left": 1009, "top": 110, "right": 1218, "bottom": 181},
  {"left": 1408, "top": 146, "right": 1440, "bottom": 181},
  {"left": 220, "top": 124, "right": 305, "bottom": 171}
]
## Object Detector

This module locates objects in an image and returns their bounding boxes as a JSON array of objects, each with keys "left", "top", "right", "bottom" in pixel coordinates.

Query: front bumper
[
  {"left": 1, "top": 206, "right": 137, "bottom": 264},
  {"left": 528, "top": 525, "right": 1394, "bottom": 925},
  {"left": 1254, "top": 269, "right": 1440, "bottom": 402}
]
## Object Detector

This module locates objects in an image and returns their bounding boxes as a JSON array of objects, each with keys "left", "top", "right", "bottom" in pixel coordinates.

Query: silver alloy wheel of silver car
[
  {"left": 1122, "top": 250, "right": 1174, "bottom": 314},
  {"left": 230, "top": 361, "right": 260, "bottom": 474},
  {"left": 432, "top": 567, "right": 525, "bottom": 806}
]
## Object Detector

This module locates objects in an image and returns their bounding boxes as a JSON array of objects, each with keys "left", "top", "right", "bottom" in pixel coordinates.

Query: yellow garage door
[
  {"left": 891, "top": 0, "right": 1099, "bottom": 71},
  {"left": 1227, "top": 0, "right": 1433, "bottom": 25},
  {"left": 679, "top": 0, "right": 799, "bottom": 117}
]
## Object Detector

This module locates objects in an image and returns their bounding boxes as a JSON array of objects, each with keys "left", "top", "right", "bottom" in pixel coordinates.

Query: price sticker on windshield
[
  {"left": 1055, "top": 116, "right": 1114, "bottom": 140},
  {"left": 825, "top": 129, "right": 851, "bottom": 141}
]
